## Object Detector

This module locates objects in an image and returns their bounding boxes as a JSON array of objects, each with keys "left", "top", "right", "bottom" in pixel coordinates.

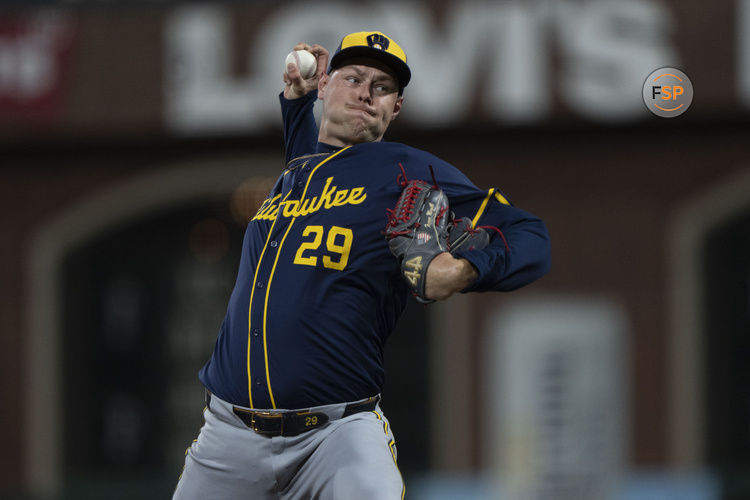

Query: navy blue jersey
[{"left": 198, "top": 92, "right": 550, "bottom": 410}]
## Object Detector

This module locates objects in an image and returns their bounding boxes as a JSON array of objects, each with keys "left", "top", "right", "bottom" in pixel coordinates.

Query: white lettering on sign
[
  {"left": 556, "top": 0, "right": 677, "bottom": 121},
  {"left": 163, "top": 1, "right": 678, "bottom": 133},
  {"left": 740, "top": 0, "right": 750, "bottom": 106},
  {"left": 163, "top": 6, "right": 277, "bottom": 133}
]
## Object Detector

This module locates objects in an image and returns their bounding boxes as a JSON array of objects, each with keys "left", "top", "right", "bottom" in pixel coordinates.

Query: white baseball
[{"left": 285, "top": 49, "right": 317, "bottom": 79}]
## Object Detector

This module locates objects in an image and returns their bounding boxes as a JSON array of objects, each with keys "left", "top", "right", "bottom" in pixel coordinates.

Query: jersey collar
[{"left": 316, "top": 142, "right": 346, "bottom": 154}]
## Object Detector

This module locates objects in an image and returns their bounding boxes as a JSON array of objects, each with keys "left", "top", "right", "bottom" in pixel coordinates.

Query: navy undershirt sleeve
[{"left": 279, "top": 90, "right": 318, "bottom": 163}]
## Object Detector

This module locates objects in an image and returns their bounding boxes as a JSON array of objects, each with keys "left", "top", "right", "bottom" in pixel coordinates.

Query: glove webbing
[{"left": 384, "top": 164, "right": 448, "bottom": 236}]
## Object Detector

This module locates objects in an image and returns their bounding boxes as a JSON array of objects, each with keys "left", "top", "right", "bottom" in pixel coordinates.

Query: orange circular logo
[{"left": 642, "top": 68, "right": 694, "bottom": 118}]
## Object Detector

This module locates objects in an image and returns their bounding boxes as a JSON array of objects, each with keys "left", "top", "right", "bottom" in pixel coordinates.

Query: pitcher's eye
[{"left": 374, "top": 83, "right": 395, "bottom": 95}]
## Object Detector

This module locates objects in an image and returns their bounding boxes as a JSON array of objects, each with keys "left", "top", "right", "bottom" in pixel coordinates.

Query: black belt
[{"left": 207, "top": 392, "right": 379, "bottom": 437}]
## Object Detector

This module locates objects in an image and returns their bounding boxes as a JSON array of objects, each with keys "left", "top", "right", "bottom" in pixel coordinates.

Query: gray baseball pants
[{"left": 172, "top": 393, "right": 404, "bottom": 499}]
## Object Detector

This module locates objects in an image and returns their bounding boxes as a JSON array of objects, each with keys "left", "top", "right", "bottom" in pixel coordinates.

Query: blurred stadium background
[{"left": 1, "top": 0, "right": 749, "bottom": 498}]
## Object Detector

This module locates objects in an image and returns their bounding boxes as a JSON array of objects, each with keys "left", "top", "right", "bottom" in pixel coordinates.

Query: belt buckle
[{"left": 250, "top": 411, "right": 283, "bottom": 436}]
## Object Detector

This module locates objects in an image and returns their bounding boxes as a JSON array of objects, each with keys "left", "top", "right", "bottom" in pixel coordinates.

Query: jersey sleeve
[
  {"left": 401, "top": 150, "right": 551, "bottom": 293},
  {"left": 279, "top": 90, "right": 319, "bottom": 163},
  {"left": 451, "top": 189, "right": 550, "bottom": 292}
]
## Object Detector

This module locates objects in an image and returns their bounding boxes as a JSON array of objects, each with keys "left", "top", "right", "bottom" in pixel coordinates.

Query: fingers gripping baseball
[{"left": 283, "top": 43, "right": 329, "bottom": 99}]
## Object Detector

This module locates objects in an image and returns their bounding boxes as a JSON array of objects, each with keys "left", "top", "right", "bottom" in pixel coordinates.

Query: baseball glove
[{"left": 385, "top": 166, "right": 450, "bottom": 303}]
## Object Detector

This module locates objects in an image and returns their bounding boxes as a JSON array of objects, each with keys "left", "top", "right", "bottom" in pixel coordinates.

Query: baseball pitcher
[{"left": 173, "top": 31, "right": 551, "bottom": 500}]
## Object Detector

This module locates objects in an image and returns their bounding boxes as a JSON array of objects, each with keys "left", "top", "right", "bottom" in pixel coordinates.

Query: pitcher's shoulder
[{"left": 352, "top": 141, "right": 443, "bottom": 163}]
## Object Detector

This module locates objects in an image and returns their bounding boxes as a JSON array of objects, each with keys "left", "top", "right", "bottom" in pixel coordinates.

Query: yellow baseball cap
[{"left": 327, "top": 31, "right": 411, "bottom": 93}]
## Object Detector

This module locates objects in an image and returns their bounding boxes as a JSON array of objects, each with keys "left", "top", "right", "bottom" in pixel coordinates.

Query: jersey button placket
[
  {"left": 249, "top": 211, "right": 290, "bottom": 410},
  {"left": 250, "top": 254, "right": 273, "bottom": 408}
]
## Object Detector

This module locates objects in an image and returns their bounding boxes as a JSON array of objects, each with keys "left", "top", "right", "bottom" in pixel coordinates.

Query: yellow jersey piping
[
  {"left": 261, "top": 217, "right": 297, "bottom": 409},
  {"left": 471, "top": 188, "right": 496, "bottom": 228},
  {"left": 246, "top": 188, "right": 295, "bottom": 408},
  {"left": 494, "top": 191, "right": 511, "bottom": 206},
  {"left": 259, "top": 146, "right": 351, "bottom": 408}
]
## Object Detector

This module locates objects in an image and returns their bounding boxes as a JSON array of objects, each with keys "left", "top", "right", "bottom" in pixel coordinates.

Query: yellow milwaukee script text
[{"left": 252, "top": 177, "right": 367, "bottom": 221}]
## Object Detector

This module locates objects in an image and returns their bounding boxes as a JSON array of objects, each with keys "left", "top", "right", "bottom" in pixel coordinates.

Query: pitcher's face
[{"left": 318, "top": 59, "right": 403, "bottom": 146}]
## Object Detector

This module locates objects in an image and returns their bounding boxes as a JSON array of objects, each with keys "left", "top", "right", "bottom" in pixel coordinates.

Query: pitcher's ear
[
  {"left": 391, "top": 96, "right": 404, "bottom": 120},
  {"left": 318, "top": 72, "right": 330, "bottom": 99}
]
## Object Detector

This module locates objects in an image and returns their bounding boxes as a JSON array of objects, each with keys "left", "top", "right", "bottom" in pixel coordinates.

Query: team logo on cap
[{"left": 366, "top": 33, "right": 390, "bottom": 51}]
